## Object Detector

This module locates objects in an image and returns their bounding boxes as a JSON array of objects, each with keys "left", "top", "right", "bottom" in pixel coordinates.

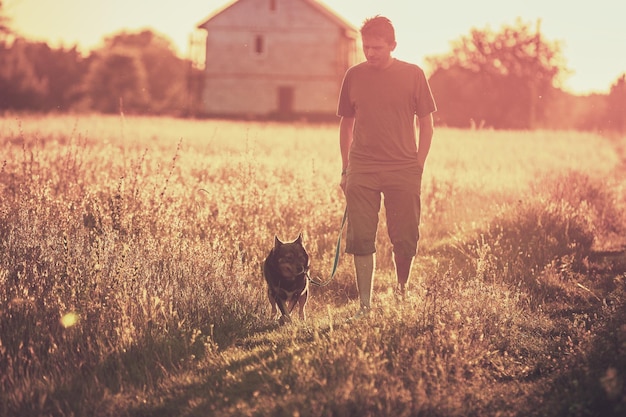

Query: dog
[{"left": 263, "top": 233, "right": 310, "bottom": 324}]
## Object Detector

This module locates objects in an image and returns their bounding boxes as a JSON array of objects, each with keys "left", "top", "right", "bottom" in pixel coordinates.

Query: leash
[{"left": 308, "top": 207, "right": 348, "bottom": 287}]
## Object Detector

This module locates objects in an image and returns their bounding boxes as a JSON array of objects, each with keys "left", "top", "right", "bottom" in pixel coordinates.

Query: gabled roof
[
  {"left": 197, "top": 0, "right": 357, "bottom": 34},
  {"left": 304, "top": 0, "right": 357, "bottom": 33},
  {"left": 197, "top": 0, "right": 238, "bottom": 28}
]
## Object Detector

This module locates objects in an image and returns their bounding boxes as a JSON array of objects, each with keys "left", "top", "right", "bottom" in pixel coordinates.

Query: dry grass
[{"left": 1, "top": 114, "right": 625, "bottom": 416}]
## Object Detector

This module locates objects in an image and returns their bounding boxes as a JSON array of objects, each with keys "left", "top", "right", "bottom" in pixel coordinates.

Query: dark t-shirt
[{"left": 337, "top": 59, "right": 436, "bottom": 173}]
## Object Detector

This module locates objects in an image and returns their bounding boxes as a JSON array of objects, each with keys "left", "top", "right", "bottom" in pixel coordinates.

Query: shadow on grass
[
  {"left": 127, "top": 322, "right": 333, "bottom": 417},
  {"left": 522, "top": 281, "right": 626, "bottom": 417}
]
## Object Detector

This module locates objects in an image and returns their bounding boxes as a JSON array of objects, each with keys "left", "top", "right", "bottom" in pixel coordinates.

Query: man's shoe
[
  {"left": 396, "top": 284, "right": 407, "bottom": 298},
  {"left": 349, "top": 306, "right": 371, "bottom": 321}
]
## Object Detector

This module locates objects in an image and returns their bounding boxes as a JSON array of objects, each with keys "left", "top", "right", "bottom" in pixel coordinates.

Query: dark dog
[{"left": 263, "top": 234, "right": 310, "bottom": 323}]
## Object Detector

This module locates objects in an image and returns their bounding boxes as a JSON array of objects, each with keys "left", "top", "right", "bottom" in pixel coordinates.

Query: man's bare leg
[
  {"left": 354, "top": 253, "right": 375, "bottom": 313},
  {"left": 394, "top": 254, "right": 413, "bottom": 295}
]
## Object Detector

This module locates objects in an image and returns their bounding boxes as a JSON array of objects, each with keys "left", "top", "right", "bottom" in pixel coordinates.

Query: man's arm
[
  {"left": 416, "top": 113, "right": 434, "bottom": 169},
  {"left": 339, "top": 116, "right": 355, "bottom": 193},
  {"left": 339, "top": 116, "right": 355, "bottom": 172}
]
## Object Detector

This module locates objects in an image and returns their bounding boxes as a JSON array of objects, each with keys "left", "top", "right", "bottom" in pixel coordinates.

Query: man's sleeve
[
  {"left": 415, "top": 68, "right": 437, "bottom": 118},
  {"left": 337, "top": 70, "right": 355, "bottom": 117}
]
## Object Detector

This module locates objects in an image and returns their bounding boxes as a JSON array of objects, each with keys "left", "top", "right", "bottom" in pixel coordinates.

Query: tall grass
[{"left": 1, "top": 115, "right": 625, "bottom": 416}]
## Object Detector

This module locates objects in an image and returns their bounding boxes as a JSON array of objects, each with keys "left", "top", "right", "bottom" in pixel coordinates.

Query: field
[{"left": 1, "top": 114, "right": 625, "bottom": 417}]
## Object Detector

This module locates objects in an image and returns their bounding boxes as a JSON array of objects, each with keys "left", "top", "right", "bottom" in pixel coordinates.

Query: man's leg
[
  {"left": 354, "top": 253, "right": 375, "bottom": 310},
  {"left": 345, "top": 171, "right": 380, "bottom": 316},
  {"left": 394, "top": 254, "right": 413, "bottom": 294},
  {"left": 383, "top": 167, "right": 422, "bottom": 294}
]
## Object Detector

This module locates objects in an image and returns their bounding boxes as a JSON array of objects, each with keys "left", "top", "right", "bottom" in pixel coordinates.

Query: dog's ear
[
  {"left": 274, "top": 235, "right": 283, "bottom": 250},
  {"left": 295, "top": 233, "right": 303, "bottom": 244}
]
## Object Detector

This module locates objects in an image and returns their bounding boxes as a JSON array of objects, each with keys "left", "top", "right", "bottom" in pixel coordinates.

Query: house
[{"left": 196, "top": 0, "right": 360, "bottom": 119}]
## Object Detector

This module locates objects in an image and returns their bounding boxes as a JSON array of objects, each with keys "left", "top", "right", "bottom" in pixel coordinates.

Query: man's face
[{"left": 362, "top": 35, "right": 396, "bottom": 69}]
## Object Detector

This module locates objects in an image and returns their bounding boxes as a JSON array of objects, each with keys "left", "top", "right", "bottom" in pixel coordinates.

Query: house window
[
  {"left": 269, "top": 0, "right": 277, "bottom": 11},
  {"left": 255, "top": 35, "right": 264, "bottom": 54}
]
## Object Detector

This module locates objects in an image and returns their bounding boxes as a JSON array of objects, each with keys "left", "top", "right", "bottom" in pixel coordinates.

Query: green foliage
[
  {"left": 0, "top": 0, "right": 10, "bottom": 38},
  {"left": 429, "top": 18, "right": 565, "bottom": 83},
  {"left": 81, "top": 30, "right": 198, "bottom": 115},
  {"left": 107, "top": 30, "right": 194, "bottom": 114},
  {"left": 452, "top": 171, "right": 625, "bottom": 305},
  {"left": 0, "top": 29, "right": 197, "bottom": 115},
  {"left": 0, "top": 39, "right": 49, "bottom": 110},
  {"left": 0, "top": 39, "right": 89, "bottom": 111},
  {"left": 535, "top": 170, "right": 626, "bottom": 241},
  {"left": 468, "top": 198, "right": 593, "bottom": 296},
  {"left": 427, "top": 19, "right": 568, "bottom": 129},
  {"left": 83, "top": 48, "right": 150, "bottom": 113},
  {"left": 607, "top": 74, "right": 626, "bottom": 133}
]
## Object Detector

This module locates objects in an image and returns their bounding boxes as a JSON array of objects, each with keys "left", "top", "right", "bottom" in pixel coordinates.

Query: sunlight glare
[{"left": 60, "top": 311, "right": 80, "bottom": 328}]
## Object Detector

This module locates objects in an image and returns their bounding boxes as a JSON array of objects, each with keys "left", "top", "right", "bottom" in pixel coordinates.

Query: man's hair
[{"left": 360, "top": 15, "right": 395, "bottom": 44}]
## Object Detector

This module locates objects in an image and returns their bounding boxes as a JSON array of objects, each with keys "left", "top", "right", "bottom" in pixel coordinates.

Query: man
[{"left": 337, "top": 15, "right": 436, "bottom": 318}]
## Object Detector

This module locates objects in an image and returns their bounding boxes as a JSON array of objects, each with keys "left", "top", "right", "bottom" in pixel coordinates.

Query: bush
[{"left": 460, "top": 172, "right": 625, "bottom": 299}]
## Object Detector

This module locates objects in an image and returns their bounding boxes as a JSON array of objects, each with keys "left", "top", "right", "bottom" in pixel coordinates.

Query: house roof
[
  {"left": 196, "top": 0, "right": 237, "bottom": 27},
  {"left": 304, "top": 0, "right": 357, "bottom": 33},
  {"left": 197, "top": 0, "right": 358, "bottom": 34}
]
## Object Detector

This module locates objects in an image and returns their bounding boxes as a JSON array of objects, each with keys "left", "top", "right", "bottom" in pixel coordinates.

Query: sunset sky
[{"left": 5, "top": 0, "right": 625, "bottom": 94}]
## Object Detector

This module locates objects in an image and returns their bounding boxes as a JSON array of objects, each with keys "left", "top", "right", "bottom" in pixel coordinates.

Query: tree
[
  {"left": 83, "top": 48, "right": 150, "bottom": 113},
  {"left": 1, "top": 0, "right": 87, "bottom": 112},
  {"left": 0, "top": 38, "right": 87, "bottom": 111},
  {"left": 24, "top": 42, "right": 88, "bottom": 111},
  {"left": 38, "top": 45, "right": 89, "bottom": 110},
  {"left": 427, "top": 19, "right": 568, "bottom": 129},
  {"left": 0, "top": 0, "right": 11, "bottom": 39},
  {"left": 83, "top": 30, "right": 197, "bottom": 115},
  {"left": 0, "top": 39, "right": 48, "bottom": 110},
  {"left": 606, "top": 74, "right": 626, "bottom": 133}
]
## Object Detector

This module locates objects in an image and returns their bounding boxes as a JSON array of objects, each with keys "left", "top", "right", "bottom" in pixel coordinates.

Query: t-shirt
[{"left": 337, "top": 59, "right": 437, "bottom": 173}]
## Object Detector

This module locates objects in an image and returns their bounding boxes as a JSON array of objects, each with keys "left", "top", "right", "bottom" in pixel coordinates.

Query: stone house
[{"left": 197, "top": 0, "right": 360, "bottom": 119}]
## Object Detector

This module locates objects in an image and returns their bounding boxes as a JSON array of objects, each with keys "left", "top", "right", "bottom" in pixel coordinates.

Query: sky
[{"left": 4, "top": 0, "right": 626, "bottom": 94}]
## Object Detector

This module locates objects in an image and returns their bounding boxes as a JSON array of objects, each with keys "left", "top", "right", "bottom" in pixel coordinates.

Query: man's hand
[{"left": 340, "top": 172, "right": 347, "bottom": 195}]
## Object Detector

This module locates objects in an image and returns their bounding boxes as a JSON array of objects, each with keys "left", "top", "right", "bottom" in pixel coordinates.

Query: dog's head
[{"left": 271, "top": 233, "right": 309, "bottom": 280}]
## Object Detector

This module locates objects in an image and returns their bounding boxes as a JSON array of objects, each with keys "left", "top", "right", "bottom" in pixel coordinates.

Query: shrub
[{"left": 461, "top": 173, "right": 620, "bottom": 297}]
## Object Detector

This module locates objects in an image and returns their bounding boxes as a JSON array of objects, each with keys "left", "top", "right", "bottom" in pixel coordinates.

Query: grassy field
[{"left": 1, "top": 114, "right": 625, "bottom": 416}]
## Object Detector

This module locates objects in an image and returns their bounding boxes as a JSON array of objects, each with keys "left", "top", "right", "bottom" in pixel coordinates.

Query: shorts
[{"left": 345, "top": 166, "right": 423, "bottom": 258}]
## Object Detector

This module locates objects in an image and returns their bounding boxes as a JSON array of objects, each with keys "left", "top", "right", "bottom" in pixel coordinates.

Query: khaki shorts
[{"left": 345, "top": 167, "right": 423, "bottom": 258}]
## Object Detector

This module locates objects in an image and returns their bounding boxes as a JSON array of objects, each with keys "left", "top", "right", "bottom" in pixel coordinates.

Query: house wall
[{"left": 199, "top": 0, "right": 358, "bottom": 117}]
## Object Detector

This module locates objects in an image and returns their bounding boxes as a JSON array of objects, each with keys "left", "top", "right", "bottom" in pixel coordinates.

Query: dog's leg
[
  {"left": 268, "top": 289, "right": 278, "bottom": 320},
  {"left": 297, "top": 290, "right": 308, "bottom": 321},
  {"left": 276, "top": 298, "right": 291, "bottom": 324}
]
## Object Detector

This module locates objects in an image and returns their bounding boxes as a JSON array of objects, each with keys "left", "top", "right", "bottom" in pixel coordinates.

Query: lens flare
[{"left": 60, "top": 312, "right": 79, "bottom": 328}]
